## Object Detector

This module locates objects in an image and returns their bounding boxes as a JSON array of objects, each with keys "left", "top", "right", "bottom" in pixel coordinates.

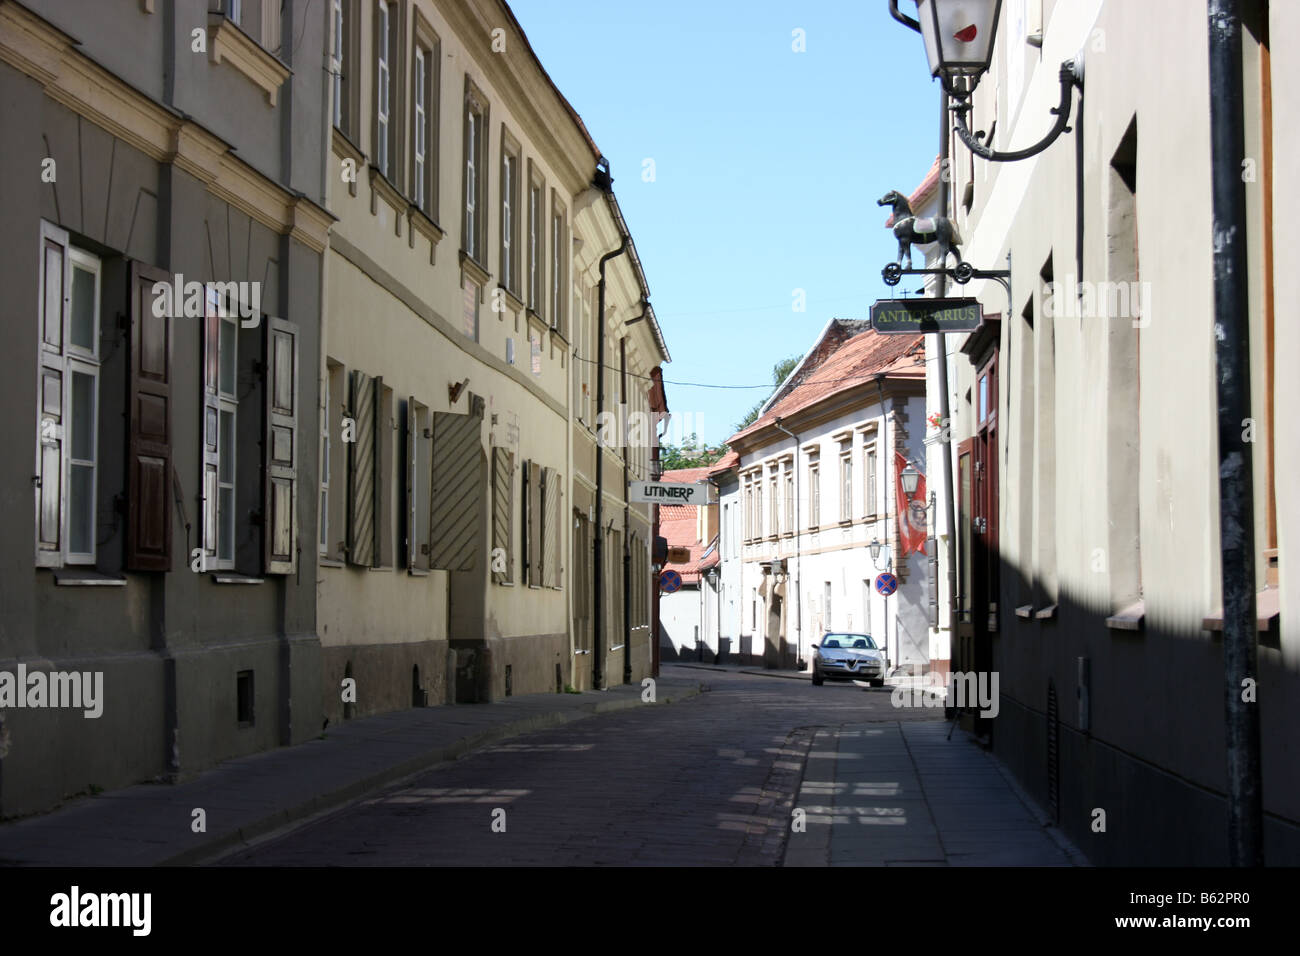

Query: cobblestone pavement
[{"left": 222, "top": 667, "right": 1051, "bottom": 866}]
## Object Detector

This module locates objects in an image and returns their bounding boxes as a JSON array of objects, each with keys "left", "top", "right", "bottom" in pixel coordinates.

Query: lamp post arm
[
  {"left": 951, "top": 58, "right": 1083, "bottom": 162},
  {"left": 888, "top": 0, "right": 921, "bottom": 32}
]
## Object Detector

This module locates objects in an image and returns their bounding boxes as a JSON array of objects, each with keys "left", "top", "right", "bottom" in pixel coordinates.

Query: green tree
[
  {"left": 659, "top": 433, "right": 728, "bottom": 470},
  {"left": 734, "top": 353, "right": 803, "bottom": 431}
]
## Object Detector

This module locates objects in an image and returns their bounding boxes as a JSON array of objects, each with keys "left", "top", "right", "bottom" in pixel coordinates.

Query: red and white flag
[{"left": 895, "top": 452, "right": 928, "bottom": 557}]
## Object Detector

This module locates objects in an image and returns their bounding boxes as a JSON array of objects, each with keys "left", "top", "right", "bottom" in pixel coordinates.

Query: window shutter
[
  {"left": 126, "top": 261, "right": 173, "bottom": 570},
  {"left": 528, "top": 460, "right": 542, "bottom": 585},
  {"left": 35, "top": 222, "right": 70, "bottom": 567},
  {"left": 347, "top": 369, "right": 375, "bottom": 566},
  {"left": 542, "top": 467, "right": 560, "bottom": 588},
  {"left": 264, "top": 316, "right": 299, "bottom": 574},
  {"left": 373, "top": 378, "right": 394, "bottom": 568},
  {"left": 491, "top": 447, "right": 513, "bottom": 583},
  {"left": 407, "top": 397, "right": 432, "bottom": 571},
  {"left": 200, "top": 304, "right": 221, "bottom": 563},
  {"left": 429, "top": 401, "right": 483, "bottom": 570}
]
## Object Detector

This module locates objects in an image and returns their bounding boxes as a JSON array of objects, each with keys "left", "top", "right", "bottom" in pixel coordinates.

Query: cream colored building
[
  {"left": 926, "top": 0, "right": 1297, "bottom": 864},
  {"left": 318, "top": 0, "right": 665, "bottom": 714}
]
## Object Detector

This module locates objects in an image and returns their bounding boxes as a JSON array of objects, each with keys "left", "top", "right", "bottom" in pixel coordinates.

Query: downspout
[
  {"left": 936, "top": 89, "right": 960, "bottom": 676},
  {"left": 772, "top": 419, "right": 801, "bottom": 669},
  {"left": 875, "top": 374, "right": 892, "bottom": 674},
  {"left": 621, "top": 337, "right": 632, "bottom": 684},
  {"left": 1207, "top": 0, "right": 1262, "bottom": 866},
  {"left": 592, "top": 159, "right": 627, "bottom": 691}
]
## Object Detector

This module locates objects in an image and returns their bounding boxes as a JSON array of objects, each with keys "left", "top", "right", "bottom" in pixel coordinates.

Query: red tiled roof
[
  {"left": 729, "top": 329, "right": 924, "bottom": 445},
  {"left": 707, "top": 450, "right": 739, "bottom": 477}
]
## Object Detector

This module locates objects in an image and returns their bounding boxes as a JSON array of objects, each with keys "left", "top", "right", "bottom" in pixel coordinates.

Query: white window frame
[
  {"left": 413, "top": 46, "right": 427, "bottom": 210},
  {"left": 865, "top": 442, "right": 878, "bottom": 516},
  {"left": 204, "top": 288, "right": 240, "bottom": 571},
  {"left": 501, "top": 148, "right": 516, "bottom": 291},
  {"left": 528, "top": 179, "right": 541, "bottom": 311},
  {"left": 58, "top": 246, "right": 102, "bottom": 567},
  {"left": 840, "top": 446, "right": 853, "bottom": 522},
  {"left": 331, "top": 0, "right": 344, "bottom": 128},
  {"left": 227, "top": 0, "right": 242, "bottom": 26},
  {"left": 465, "top": 111, "right": 478, "bottom": 259},
  {"left": 550, "top": 205, "right": 562, "bottom": 329},
  {"left": 376, "top": 0, "right": 391, "bottom": 177}
]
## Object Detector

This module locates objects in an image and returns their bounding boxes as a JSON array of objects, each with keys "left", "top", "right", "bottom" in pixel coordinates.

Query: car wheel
[{"left": 812, "top": 666, "right": 824, "bottom": 686}]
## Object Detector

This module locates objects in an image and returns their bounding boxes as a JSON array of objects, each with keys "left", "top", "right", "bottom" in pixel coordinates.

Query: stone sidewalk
[
  {"left": 784, "top": 721, "right": 1088, "bottom": 866},
  {"left": 0, "top": 676, "right": 702, "bottom": 867}
]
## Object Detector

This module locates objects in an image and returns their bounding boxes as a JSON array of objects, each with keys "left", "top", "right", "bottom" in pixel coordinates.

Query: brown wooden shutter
[
  {"left": 520, "top": 460, "right": 530, "bottom": 582},
  {"left": 407, "top": 397, "right": 432, "bottom": 571},
  {"left": 491, "top": 447, "right": 513, "bottom": 583},
  {"left": 35, "top": 222, "right": 70, "bottom": 567},
  {"left": 527, "top": 461, "right": 542, "bottom": 585},
  {"left": 263, "top": 316, "right": 298, "bottom": 574},
  {"left": 429, "top": 404, "right": 483, "bottom": 571},
  {"left": 347, "top": 369, "right": 375, "bottom": 566},
  {"left": 542, "top": 467, "right": 560, "bottom": 588},
  {"left": 374, "top": 378, "right": 394, "bottom": 568},
  {"left": 126, "top": 261, "right": 173, "bottom": 570}
]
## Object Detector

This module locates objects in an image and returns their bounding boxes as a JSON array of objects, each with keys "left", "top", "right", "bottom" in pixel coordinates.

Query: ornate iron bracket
[
  {"left": 881, "top": 262, "right": 1010, "bottom": 299},
  {"left": 947, "top": 58, "right": 1084, "bottom": 162}
]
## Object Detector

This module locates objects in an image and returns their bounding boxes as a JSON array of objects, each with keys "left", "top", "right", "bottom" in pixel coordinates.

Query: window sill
[
  {"left": 408, "top": 206, "right": 444, "bottom": 264},
  {"left": 408, "top": 567, "right": 430, "bottom": 577},
  {"left": 460, "top": 251, "right": 491, "bottom": 291},
  {"left": 497, "top": 285, "right": 524, "bottom": 315},
  {"left": 331, "top": 128, "right": 365, "bottom": 197},
  {"left": 1106, "top": 599, "right": 1145, "bottom": 632},
  {"left": 1014, "top": 604, "right": 1034, "bottom": 619},
  {"left": 207, "top": 14, "right": 290, "bottom": 106},
  {"left": 318, "top": 557, "right": 345, "bottom": 568},
  {"left": 838, "top": 518, "right": 853, "bottom": 527},
  {"left": 211, "top": 573, "right": 264, "bottom": 585},
  {"left": 1034, "top": 604, "right": 1058, "bottom": 621},
  {"left": 495, "top": 580, "right": 515, "bottom": 587},
  {"left": 1202, "top": 588, "right": 1279, "bottom": 634},
  {"left": 368, "top": 165, "right": 405, "bottom": 235},
  {"left": 53, "top": 569, "right": 127, "bottom": 587}
]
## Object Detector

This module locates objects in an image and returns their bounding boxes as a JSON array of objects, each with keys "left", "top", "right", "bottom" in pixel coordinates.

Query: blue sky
[{"left": 510, "top": 0, "right": 943, "bottom": 447}]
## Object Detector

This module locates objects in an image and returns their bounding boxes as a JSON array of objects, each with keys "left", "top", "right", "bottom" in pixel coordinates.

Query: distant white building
[
  {"left": 725, "top": 321, "right": 934, "bottom": 674},
  {"left": 656, "top": 467, "right": 714, "bottom": 662}
]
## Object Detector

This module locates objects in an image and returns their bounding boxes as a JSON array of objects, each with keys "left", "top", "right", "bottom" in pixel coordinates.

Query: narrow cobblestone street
[{"left": 218, "top": 667, "right": 1080, "bottom": 866}]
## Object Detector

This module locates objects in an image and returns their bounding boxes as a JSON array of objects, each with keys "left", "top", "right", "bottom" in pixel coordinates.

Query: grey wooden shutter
[
  {"left": 35, "top": 222, "right": 69, "bottom": 567},
  {"left": 347, "top": 369, "right": 375, "bottom": 566},
  {"left": 527, "top": 461, "right": 542, "bottom": 585},
  {"left": 374, "top": 379, "right": 394, "bottom": 568},
  {"left": 542, "top": 467, "right": 560, "bottom": 588},
  {"left": 264, "top": 316, "right": 299, "bottom": 574},
  {"left": 127, "top": 261, "right": 173, "bottom": 570},
  {"left": 491, "top": 447, "right": 513, "bottom": 583},
  {"left": 429, "top": 405, "right": 483, "bottom": 571}
]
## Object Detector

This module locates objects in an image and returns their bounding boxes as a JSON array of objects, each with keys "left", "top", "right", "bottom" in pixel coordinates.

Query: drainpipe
[
  {"left": 772, "top": 418, "right": 801, "bottom": 669},
  {"left": 875, "top": 375, "right": 892, "bottom": 674},
  {"left": 592, "top": 159, "right": 627, "bottom": 691},
  {"left": 935, "top": 89, "right": 960, "bottom": 678},
  {"left": 1207, "top": 0, "right": 1262, "bottom": 867},
  {"left": 621, "top": 337, "right": 633, "bottom": 684}
]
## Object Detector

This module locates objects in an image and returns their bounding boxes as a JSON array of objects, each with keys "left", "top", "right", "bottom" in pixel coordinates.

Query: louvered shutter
[
  {"left": 347, "top": 369, "right": 375, "bottom": 566},
  {"left": 127, "top": 262, "right": 173, "bottom": 570},
  {"left": 542, "top": 467, "right": 560, "bottom": 588},
  {"left": 35, "top": 222, "right": 70, "bottom": 567},
  {"left": 264, "top": 316, "right": 298, "bottom": 574},
  {"left": 491, "top": 447, "right": 513, "bottom": 583},
  {"left": 429, "top": 404, "right": 483, "bottom": 571},
  {"left": 527, "top": 461, "right": 542, "bottom": 585}
]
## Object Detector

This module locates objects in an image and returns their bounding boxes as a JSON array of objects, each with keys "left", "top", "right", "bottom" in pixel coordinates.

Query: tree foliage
[
  {"left": 659, "top": 433, "right": 728, "bottom": 471},
  {"left": 733, "top": 353, "right": 803, "bottom": 432}
]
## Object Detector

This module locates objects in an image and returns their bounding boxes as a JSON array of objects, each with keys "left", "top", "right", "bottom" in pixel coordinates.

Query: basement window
[{"left": 237, "top": 670, "right": 255, "bottom": 727}]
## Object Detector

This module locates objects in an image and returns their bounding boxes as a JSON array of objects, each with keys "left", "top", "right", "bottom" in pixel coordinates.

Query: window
[
  {"left": 374, "top": 1, "right": 393, "bottom": 179},
  {"left": 807, "top": 451, "right": 820, "bottom": 527},
  {"left": 865, "top": 442, "right": 878, "bottom": 516},
  {"left": 202, "top": 288, "right": 239, "bottom": 570},
  {"left": 527, "top": 167, "right": 543, "bottom": 315},
  {"left": 412, "top": 46, "right": 428, "bottom": 210},
  {"left": 840, "top": 445, "right": 853, "bottom": 522},
  {"left": 226, "top": 0, "right": 242, "bottom": 25},
  {"left": 463, "top": 81, "right": 488, "bottom": 263},
  {"left": 784, "top": 466, "right": 794, "bottom": 533},
  {"left": 320, "top": 365, "right": 331, "bottom": 555},
  {"left": 768, "top": 470, "right": 778, "bottom": 537},
  {"left": 754, "top": 477, "right": 764, "bottom": 539},
  {"left": 550, "top": 194, "right": 567, "bottom": 335},
  {"left": 500, "top": 133, "right": 520, "bottom": 295},
  {"left": 322, "top": 361, "right": 348, "bottom": 559},
  {"left": 35, "top": 224, "right": 102, "bottom": 567},
  {"left": 333, "top": 0, "right": 359, "bottom": 137}
]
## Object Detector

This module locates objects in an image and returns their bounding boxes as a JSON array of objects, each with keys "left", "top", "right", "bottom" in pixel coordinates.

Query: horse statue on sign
[{"left": 878, "top": 189, "right": 963, "bottom": 270}]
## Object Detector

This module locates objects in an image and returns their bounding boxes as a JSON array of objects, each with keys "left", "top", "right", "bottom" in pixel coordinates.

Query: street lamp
[
  {"left": 900, "top": 462, "right": 920, "bottom": 496},
  {"left": 890, "top": 0, "right": 1083, "bottom": 163},
  {"left": 870, "top": 538, "right": 883, "bottom": 562}
]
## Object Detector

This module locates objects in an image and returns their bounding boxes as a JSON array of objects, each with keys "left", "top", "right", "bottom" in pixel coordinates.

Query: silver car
[{"left": 811, "top": 633, "right": 887, "bottom": 687}]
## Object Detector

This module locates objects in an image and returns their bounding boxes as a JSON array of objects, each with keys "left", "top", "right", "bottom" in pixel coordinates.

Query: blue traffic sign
[
  {"left": 660, "top": 569, "right": 683, "bottom": 594},
  {"left": 874, "top": 572, "right": 898, "bottom": 596}
]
